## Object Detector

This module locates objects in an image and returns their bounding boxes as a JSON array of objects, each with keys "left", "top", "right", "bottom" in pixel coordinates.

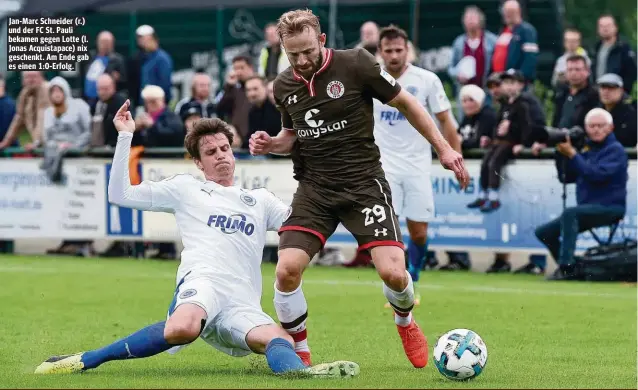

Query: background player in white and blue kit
[
  {"left": 373, "top": 26, "right": 461, "bottom": 304},
  {"left": 34, "top": 100, "right": 359, "bottom": 379}
]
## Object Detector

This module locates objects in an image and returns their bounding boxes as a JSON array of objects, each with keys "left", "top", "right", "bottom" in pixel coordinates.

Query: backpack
[{"left": 573, "top": 239, "right": 637, "bottom": 282}]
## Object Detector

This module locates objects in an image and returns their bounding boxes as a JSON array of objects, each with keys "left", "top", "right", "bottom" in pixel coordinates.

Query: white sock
[
  {"left": 394, "top": 312, "right": 413, "bottom": 327},
  {"left": 383, "top": 271, "right": 415, "bottom": 317},
  {"left": 274, "top": 282, "right": 310, "bottom": 352},
  {"left": 488, "top": 189, "right": 499, "bottom": 201},
  {"left": 479, "top": 190, "right": 487, "bottom": 199}
]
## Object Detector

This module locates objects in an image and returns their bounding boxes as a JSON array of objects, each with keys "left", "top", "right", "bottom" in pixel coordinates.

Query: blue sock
[
  {"left": 530, "top": 254, "right": 547, "bottom": 270},
  {"left": 81, "top": 321, "right": 173, "bottom": 370},
  {"left": 265, "top": 338, "right": 307, "bottom": 374},
  {"left": 407, "top": 240, "right": 428, "bottom": 282}
]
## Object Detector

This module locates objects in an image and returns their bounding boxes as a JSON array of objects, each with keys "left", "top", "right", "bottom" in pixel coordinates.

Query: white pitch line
[
  {"left": 300, "top": 279, "right": 636, "bottom": 299},
  {"left": 0, "top": 265, "right": 635, "bottom": 300}
]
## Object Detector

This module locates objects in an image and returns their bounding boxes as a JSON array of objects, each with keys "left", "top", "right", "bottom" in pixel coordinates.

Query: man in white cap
[{"left": 136, "top": 24, "right": 173, "bottom": 104}]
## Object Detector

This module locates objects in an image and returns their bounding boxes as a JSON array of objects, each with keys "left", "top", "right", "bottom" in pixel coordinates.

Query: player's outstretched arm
[
  {"left": 249, "top": 129, "right": 297, "bottom": 156},
  {"left": 107, "top": 100, "right": 156, "bottom": 210},
  {"left": 388, "top": 90, "right": 469, "bottom": 188}
]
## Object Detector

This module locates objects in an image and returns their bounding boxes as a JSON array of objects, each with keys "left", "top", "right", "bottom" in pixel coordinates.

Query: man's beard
[
  {"left": 297, "top": 50, "right": 324, "bottom": 79},
  {"left": 386, "top": 60, "right": 405, "bottom": 74}
]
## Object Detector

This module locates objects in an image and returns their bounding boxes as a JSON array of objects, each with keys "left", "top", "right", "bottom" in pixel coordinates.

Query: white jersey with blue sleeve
[{"left": 373, "top": 64, "right": 451, "bottom": 176}]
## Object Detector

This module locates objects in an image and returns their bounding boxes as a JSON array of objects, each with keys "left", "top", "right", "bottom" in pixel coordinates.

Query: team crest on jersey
[
  {"left": 326, "top": 81, "right": 345, "bottom": 99},
  {"left": 240, "top": 193, "right": 256, "bottom": 206},
  {"left": 406, "top": 86, "right": 418, "bottom": 96},
  {"left": 179, "top": 289, "right": 197, "bottom": 299}
]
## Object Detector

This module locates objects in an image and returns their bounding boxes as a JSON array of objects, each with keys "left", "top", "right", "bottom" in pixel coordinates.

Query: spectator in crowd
[
  {"left": 245, "top": 76, "right": 281, "bottom": 149},
  {"left": 174, "top": 73, "right": 216, "bottom": 120},
  {"left": 491, "top": 0, "right": 538, "bottom": 85},
  {"left": 127, "top": 42, "right": 145, "bottom": 109},
  {"left": 537, "top": 108, "right": 627, "bottom": 280},
  {"left": 181, "top": 102, "right": 203, "bottom": 134},
  {"left": 0, "top": 74, "right": 16, "bottom": 147},
  {"left": 486, "top": 72, "right": 503, "bottom": 105},
  {"left": 90, "top": 74, "right": 138, "bottom": 259},
  {"left": 552, "top": 55, "right": 599, "bottom": 130},
  {"left": 467, "top": 69, "right": 530, "bottom": 214},
  {"left": 90, "top": 74, "right": 129, "bottom": 148},
  {"left": 457, "top": 84, "right": 497, "bottom": 150},
  {"left": 216, "top": 55, "right": 255, "bottom": 145},
  {"left": 0, "top": 71, "right": 49, "bottom": 150},
  {"left": 483, "top": 71, "right": 549, "bottom": 274},
  {"left": 136, "top": 85, "right": 184, "bottom": 148},
  {"left": 597, "top": 73, "right": 637, "bottom": 147},
  {"left": 448, "top": 6, "right": 498, "bottom": 120},
  {"left": 258, "top": 23, "right": 291, "bottom": 80},
  {"left": 79, "top": 30, "right": 127, "bottom": 109},
  {"left": 41, "top": 76, "right": 92, "bottom": 257},
  {"left": 41, "top": 77, "right": 91, "bottom": 181},
  {"left": 592, "top": 14, "right": 637, "bottom": 94},
  {"left": 356, "top": 20, "right": 380, "bottom": 57},
  {"left": 266, "top": 80, "right": 276, "bottom": 105},
  {"left": 136, "top": 25, "right": 173, "bottom": 104},
  {"left": 432, "top": 84, "right": 497, "bottom": 272},
  {"left": 551, "top": 28, "right": 590, "bottom": 88}
]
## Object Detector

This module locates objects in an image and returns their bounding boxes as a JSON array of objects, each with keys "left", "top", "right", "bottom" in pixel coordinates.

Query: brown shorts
[{"left": 279, "top": 178, "right": 404, "bottom": 258}]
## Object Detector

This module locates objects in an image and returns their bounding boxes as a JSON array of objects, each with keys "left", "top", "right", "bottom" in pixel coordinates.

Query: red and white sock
[
  {"left": 383, "top": 271, "right": 415, "bottom": 327},
  {"left": 394, "top": 311, "right": 413, "bottom": 327},
  {"left": 274, "top": 282, "right": 311, "bottom": 352},
  {"left": 291, "top": 329, "right": 310, "bottom": 353}
]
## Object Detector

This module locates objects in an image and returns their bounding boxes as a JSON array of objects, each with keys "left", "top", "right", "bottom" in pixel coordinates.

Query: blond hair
[{"left": 277, "top": 9, "right": 321, "bottom": 40}]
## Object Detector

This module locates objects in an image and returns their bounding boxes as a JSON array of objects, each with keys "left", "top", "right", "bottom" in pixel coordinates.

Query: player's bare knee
[
  {"left": 276, "top": 262, "right": 303, "bottom": 291},
  {"left": 165, "top": 305, "right": 206, "bottom": 344},
  {"left": 379, "top": 266, "right": 407, "bottom": 291},
  {"left": 275, "top": 249, "right": 306, "bottom": 292},
  {"left": 164, "top": 319, "right": 202, "bottom": 344},
  {"left": 373, "top": 248, "right": 408, "bottom": 290}
]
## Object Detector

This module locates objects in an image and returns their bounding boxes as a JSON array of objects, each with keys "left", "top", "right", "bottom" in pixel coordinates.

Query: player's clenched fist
[
  {"left": 113, "top": 99, "right": 136, "bottom": 133},
  {"left": 249, "top": 131, "right": 273, "bottom": 155},
  {"left": 439, "top": 148, "right": 470, "bottom": 190}
]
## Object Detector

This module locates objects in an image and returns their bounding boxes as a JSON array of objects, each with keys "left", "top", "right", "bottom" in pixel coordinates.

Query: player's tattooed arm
[{"left": 388, "top": 89, "right": 451, "bottom": 154}]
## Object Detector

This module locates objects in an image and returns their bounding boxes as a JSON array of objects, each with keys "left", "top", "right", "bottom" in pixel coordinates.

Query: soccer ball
[{"left": 433, "top": 328, "right": 488, "bottom": 381}]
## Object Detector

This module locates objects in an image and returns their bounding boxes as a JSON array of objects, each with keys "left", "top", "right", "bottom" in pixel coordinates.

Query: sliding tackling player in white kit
[
  {"left": 373, "top": 26, "right": 461, "bottom": 306},
  {"left": 34, "top": 100, "right": 359, "bottom": 378}
]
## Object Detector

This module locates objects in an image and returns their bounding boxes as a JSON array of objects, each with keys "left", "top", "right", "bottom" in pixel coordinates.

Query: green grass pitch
[{"left": 0, "top": 255, "right": 636, "bottom": 388}]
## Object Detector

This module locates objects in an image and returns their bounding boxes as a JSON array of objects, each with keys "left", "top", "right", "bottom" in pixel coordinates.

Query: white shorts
[
  {"left": 166, "top": 269, "right": 275, "bottom": 357},
  {"left": 387, "top": 172, "right": 435, "bottom": 223}
]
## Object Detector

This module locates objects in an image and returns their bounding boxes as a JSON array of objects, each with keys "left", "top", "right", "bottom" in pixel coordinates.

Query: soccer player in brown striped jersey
[{"left": 249, "top": 9, "right": 469, "bottom": 369}]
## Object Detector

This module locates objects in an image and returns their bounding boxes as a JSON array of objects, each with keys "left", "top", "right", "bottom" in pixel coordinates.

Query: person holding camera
[
  {"left": 467, "top": 69, "right": 532, "bottom": 213},
  {"left": 535, "top": 108, "right": 628, "bottom": 281}
]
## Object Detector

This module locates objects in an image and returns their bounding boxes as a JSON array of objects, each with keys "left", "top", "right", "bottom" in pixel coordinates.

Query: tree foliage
[{"left": 562, "top": 0, "right": 637, "bottom": 48}]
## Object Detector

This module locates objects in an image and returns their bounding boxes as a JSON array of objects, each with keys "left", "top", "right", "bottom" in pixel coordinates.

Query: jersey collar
[{"left": 292, "top": 48, "right": 334, "bottom": 97}]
